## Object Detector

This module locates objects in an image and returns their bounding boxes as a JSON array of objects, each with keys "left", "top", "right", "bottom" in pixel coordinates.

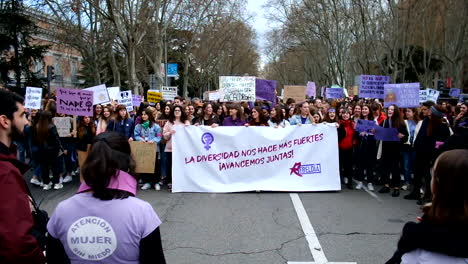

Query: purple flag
[
  {"left": 306, "top": 82, "right": 316, "bottom": 97},
  {"left": 384, "top": 83, "right": 420, "bottom": 108},
  {"left": 256, "top": 79, "right": 277, "bottom": 103},
  {"left": 56, "top": 87, "right": 94, "bottom": 116}
]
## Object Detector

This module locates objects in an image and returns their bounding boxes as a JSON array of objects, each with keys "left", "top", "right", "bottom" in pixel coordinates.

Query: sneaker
[
  {"left": 355, "top": 181, "right": 363, "bottom": 190},
  {"left": 30, "top": 177, "right": 42, "bottom": 186},
  {"left": 59, "top": 176, "right": 64, "bottom": 183},
  {"left": 155, "top": 184, "right": 161, "bottom": 191},
  {"left": 62, "top": 175, "right": 73, "bottom": 183},
  {"left": 343, "top": 177, "right": 348, "bottom": 185},
  {"left": 43, "top": 183, "right": 52, "bottom": 191},
  {"left": 54, "top": 183, "right": 64, "bottom": 190},
  {"left": 141, "top": 183, "right": 151, "bottom": 190},
  {"left": 401, "top": 184, "right": 408, "bottom": 191},
  {"left": 367, "top": 183, "right": 374, "bottom": 191}
]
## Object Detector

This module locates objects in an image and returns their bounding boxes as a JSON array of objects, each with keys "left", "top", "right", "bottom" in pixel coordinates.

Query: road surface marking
[
  {"left": 353, "top": 180, "right": 382, "bottom": 202},
  {"left": 289, "top": 193, "right": 357, "bottom": 264}
]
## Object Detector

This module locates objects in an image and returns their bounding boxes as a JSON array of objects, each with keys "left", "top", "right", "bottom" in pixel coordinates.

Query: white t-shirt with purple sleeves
[{"left": 47, "top": 192, "right": 161, "bottom": 264}]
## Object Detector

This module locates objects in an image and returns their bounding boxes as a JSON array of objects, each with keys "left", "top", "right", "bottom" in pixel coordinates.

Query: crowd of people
[
  {"left": 1, "top": 88, "right": 467, "bottom": 263},
  {"left": 17, "top": 93, "right": 468, "bottom": 202}
]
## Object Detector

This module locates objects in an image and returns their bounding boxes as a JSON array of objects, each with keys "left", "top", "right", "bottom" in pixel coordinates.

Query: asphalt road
[{"left": 27, "top": 171, "right": 420, "bottom": 264}]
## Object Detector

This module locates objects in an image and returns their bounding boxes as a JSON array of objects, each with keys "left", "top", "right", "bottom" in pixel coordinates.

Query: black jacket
[{"left": 32, "top": 124, "right": 63, "bottom": 152}]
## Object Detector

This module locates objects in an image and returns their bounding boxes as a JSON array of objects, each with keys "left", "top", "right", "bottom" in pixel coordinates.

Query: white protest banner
[
  {"left": 25, "top": 87, "right": 42, "bottom": 109},
  {"left": 208, "top": 91, "right": 220, "bottom": 101},
  {"left": 219, "top": 76, "right": 256, "bottom": 102},
  {"left": 84, "top": 84, "right": 110, "bottom": 105},
  {"left": 53, "top": 117, "right": 72, "bottom": 137},
  {"left": 426, "top": 88, "right": 440, "bottom": 103},
  {"left": 162, "top": 86, "right": 178, "bottom": 101},
  {"left": 107, "top": 87, "right": 121, "bottom": 101},
  {"left": 172, "top": 124, "right": 341, "bottom": 193},
  {"left": 118, "top": 90, "right": 133, "bottom": 112}
]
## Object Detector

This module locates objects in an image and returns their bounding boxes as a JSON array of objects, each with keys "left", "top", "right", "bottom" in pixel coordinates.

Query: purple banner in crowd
[
  {"left": 132, "top": 95, "right": 142, "bottom": 107},
  {"left": 325, "top": 88, "right": 343, "bottom": 99},
  {"left": 306, "top": 82, "right": 316, "bottom": 97},
  {"left": 449, "top": 88, "right": 461, "bottom": 98},
  {"left": 374, "top": 126, "right": 400, "bottom": 141},
  {"left": 57, "top": 88, "right": 93, "bottom": 116},
  {"left": 359, "top": 75, "right": 390, "bottom": 99},
  {"left": 355, "top": 119, "right": 377, "bottom": 133},
  {"left": 256, "top": 79, "right": 277, "bottom": 103},
  {"left": 384, "top": 83, "right": 420, "bottom": 108}
]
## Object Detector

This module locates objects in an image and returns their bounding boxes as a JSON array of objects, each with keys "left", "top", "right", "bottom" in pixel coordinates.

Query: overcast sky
[{"left": 247, "top": 0, "right": 270, "bottom": 68}]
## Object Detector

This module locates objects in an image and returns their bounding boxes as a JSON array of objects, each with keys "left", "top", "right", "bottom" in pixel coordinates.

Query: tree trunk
[
  {"left": 183, "top": 52, "right": 190, "bottom": 97},
  {"left": 109, "top": 46, "right": 120, "bottom": 86}
]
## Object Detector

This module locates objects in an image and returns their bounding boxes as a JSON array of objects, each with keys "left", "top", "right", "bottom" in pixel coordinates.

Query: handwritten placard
[
  {"left": 24, "top": 87, "right": 42, "bottom": 110},
  {"left": 359, "top": 75, "right": 390, "bottom": 99},
  {"left": 130, "top": 141, "right": 157, "bottom": 173},
  {"left": 384, "top": 83, "right": 419, "bottom": 108},
  {"left": 53, "top": 117, "right": 72, "bottom": 137},
  {"left": 325, "top": 88, "right": 344, "bottom": 99},
  {"left": 162, "top": 86, "right": 178, "bottom": 101},
  {"left": 208, "top": 91, "right": 221, "bottom": 101},
  {"left": 219, "top": 76, "right": 256, "bottom": 102},
  {"left": 132, "top": 95, "right": 142, "bottom": 107},
  {"left": 57, "top": 88, "right": 93, "bottom": 116},
  {"left": 118, "top": 90, "right": 133, "bottom": 112},
  {"left": 284, "top": 85, "right": 306, "bottom": 103},
  {"left": 426, "top": 88, "right": 440, "bottom": 103},
  {"left": 147, "top": 90, "right": 162, "bottom": 103},
  {"left": 84, "top": 84, "right": 110, "bottom": 105},
  {"left": 306, "top": 82, "right": 316, "bottom": 97}
]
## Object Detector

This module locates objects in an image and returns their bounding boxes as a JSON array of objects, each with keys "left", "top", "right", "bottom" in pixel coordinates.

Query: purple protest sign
[
  {"left": 56, "top": 88, "right": 93, "bottom": 116},
  {"left": 374, "top": 126, "right": 400, "bottom": 141},
  {"left": 384, "top": 83, "right": 420, "bottom": 108},
  {"left": 132, "top": 95, "right": 142, "bottom": 107},
  {"left": 306, "top": 82, "right": 316, "bottom": 97},
  {"left": 325, "top": 88, "right": 343, "bottom": 99},
  {"left": 256, "top": 79, "right": 277, "bottom": 103},
  {"left": 449, "top": 88, "right": 461, "bottom": 98},
  {"left": 359, "top": 75, "right": 390, "bottom": 99},
  {"left": 355, "top": 119, "right": 377, "bottom": 133}
]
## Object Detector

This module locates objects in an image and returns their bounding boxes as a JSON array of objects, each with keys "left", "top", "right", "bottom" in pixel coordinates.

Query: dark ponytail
[{"left": 81, "top": 132, "right": 137, "bottom": 200}]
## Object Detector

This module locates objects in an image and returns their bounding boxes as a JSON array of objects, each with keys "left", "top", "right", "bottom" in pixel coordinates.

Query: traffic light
[{"left": 47, "top": 65, "right": 55, "bottom": 82}]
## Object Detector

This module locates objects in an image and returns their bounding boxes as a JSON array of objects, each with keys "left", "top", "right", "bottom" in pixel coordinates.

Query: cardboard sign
[
  {"left": 219, "top": 76, "right": 256, "bottom": 102},
  {"left": 53, "top": 117, "right": 72, "bottom": 137},
  {"left": 449, "top": 88, "right": 461, "bottom": 98},
  {"left": 132, "top": 95, "right": 142, "bottom": 107},
  {"left": 130, "top": 141, "right": 157, "bottom": 173},
  {"left": 118, "top": 91, "right": 133, "bottom": 112},
  {"left": 359, "top": 75, "right": 390, "bottom": 99},
  {"left": 255, "top": 79, "right": 277, "bottom": 103},
  {"left": 284, "top": 85, "right": 306, "bottom": 103},
  {"left": 107, "top": 87, "right": 121, "bottom": 101},
  {"left": 25, "top": 87, "right": 42, "bottom": 110},
  {"left": 147, "top": 90, "right": 162, "bottom": 103},
  {"left": 56, "top": 88, "right": 94, "bottom": 116},
  {"left": 306, "top": 82, "right": 316, "bottom": 97},
  {"left": 384, "top": 83, "right": 420, "bottom": 108},
  {"left": 326, "top": 88, "right": 344, "bottom": 99},
  {"left": 208, "top": 91, "right": 221, "bottom": 101},
  {"left": 161, "top": 86, "right": 178, "bottom": 101},
  {"left": 84, "top": 84, "right": 110, "bottom": 105}
]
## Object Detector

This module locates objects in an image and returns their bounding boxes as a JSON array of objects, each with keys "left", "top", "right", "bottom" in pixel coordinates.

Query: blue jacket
[
  {"left": 134, "top": 123, "right": 162, "bottom": 143},
  {"left": 289, "top": 115, "right": 313, "bottom": 125},
  {"left": 106, "top": 118, "right": 134, "bottom": 139}
]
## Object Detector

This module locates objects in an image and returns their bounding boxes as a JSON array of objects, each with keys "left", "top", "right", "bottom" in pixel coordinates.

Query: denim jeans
[
  {"left": 159, "top": 143, "right": 167, "bottom": 178},
  {"left": 402, "top": 148, "right": 416, "bottom": 184}
]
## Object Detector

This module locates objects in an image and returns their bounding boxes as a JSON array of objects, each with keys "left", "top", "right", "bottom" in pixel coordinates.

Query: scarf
[{"left": 141, "top": 120, "right": 150, "bottom": 130}]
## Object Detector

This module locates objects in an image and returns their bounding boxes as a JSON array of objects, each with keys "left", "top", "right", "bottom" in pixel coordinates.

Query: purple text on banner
[
  {"left": 374, "top": 126, "right": 400, "bottom": 141},
  {"left": 359, "top": 75, "right": 390, "bottom": 99},
  {"left": 384, "top": 83, "right": 420, "bottom": 108},
  {"left": 325, "top": 88, "right": 343, "bottom": 99},
  {"left": 306, "top": 81, "right": 316, "bottom": 97},
  {"left": 56, "top": 87, "right": 94, "bottom": 116},
  {"left": 132, "top": 95, "right": 142, "bottom": 107},
  {"left": 449, "top": 88, "right": 461, "bottom": 98},
  {"left": 355, "top": 119, "right": 377, "bottom": 133},
  {"left": 255, "top": 79, "right": 277, "bottom": 104}
]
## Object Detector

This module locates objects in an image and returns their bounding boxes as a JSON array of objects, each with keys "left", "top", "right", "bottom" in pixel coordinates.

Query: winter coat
[
  {"left": 222, "top": 116, "right": 246, "bottom": 126},
  {"left": 338, "top": 120, "right": 355, "bottom": 150},
  {"left": 380, "top": 119, "right": 408, "bottom": 158},
  {"left": 0, "top": 143, "right": 46, "bottom": 263},
  {"left": 134, "top": 123, "right": 162, "bottom": 143},
  {"left": 163, "top": 120, "right": 188, "bottom": 152},
  {"left": 289, "top": 115, "right": 313, "bottom": 125},
  {"left": 107, "top": 118, "right": 134, "bottom": 139}
]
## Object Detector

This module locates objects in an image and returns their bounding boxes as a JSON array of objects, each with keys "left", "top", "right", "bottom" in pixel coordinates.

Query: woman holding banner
[
  {"left": 246, "top": 106, "right": 269, "bottom": 126},
  {"left": 163, "top": 105, "right": 191, "bottom": 192},
  {"left": 338, "top": 109, "right": 356, "bottom": 189},
  {"left": 134, "top": 108, "right": 162, "bottom": 191},
  {"left": 223, "top": 103, "right": 246, "bottom": 126},
  {"left": 193, "top": 103, "right": 220, "bottom": 126},
  {"left": 354, "top": 104, "right": 377, "bottom": 191},
  {"left": 268, "top": 105, "right": 290, "bottom": 128},
  {"left": 377, "top": 105, "right": 408, "bottom": 197},
  {"left": 289, "top": 102, "right": 313, "bottom": 125}
]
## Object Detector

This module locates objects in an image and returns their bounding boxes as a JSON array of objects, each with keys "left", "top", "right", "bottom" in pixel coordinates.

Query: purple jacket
[{"left": 222, "top": 116, "right": 246, "bottom": 126}]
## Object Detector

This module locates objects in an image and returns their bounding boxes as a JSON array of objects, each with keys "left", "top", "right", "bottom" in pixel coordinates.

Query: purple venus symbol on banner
[
  {"left": 201, "top": 133, "right": 214, "bottom": 150},
  {"left": 85, "top": 101, "right": 93, "bottom": 112}
]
